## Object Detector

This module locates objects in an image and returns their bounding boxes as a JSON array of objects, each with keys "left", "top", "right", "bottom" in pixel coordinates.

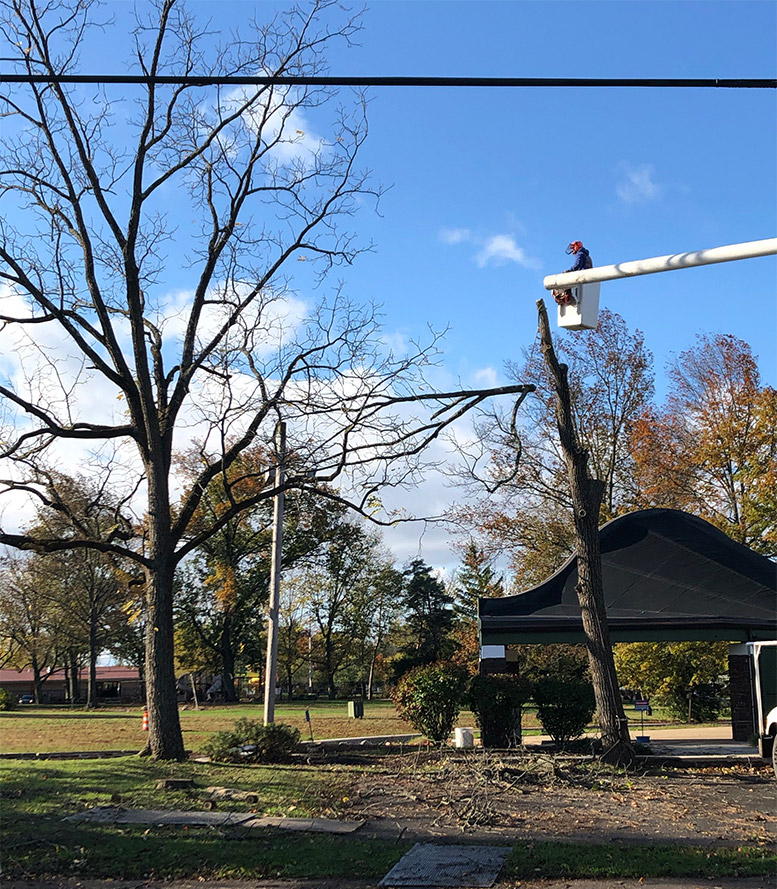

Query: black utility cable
[{"left": 0, "top": 74, "right": 774, "bottom": 88}]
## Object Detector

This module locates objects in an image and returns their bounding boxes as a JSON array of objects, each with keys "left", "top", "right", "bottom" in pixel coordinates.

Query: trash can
[
  {"left": 347, "top": 699, "right": 364, "bottom": 718},
  {"left": 454, "top": 727, "right": 474, "bottom": 749}
]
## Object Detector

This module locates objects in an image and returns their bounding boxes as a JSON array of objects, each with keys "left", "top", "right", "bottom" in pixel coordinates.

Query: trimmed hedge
[
  {"left": 392, "top": 663, "right": 467, "bottom": 744},
  {"left": 468, "top": 673, "right": 528, "bottom": 748},
  {"left": 532, "top": 676, "right": 596, "bottom": 747}
]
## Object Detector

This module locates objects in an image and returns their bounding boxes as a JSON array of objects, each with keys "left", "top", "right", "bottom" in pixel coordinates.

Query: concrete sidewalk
[{"left": 524, "top": 725, "right": 765, "bottom": 765}]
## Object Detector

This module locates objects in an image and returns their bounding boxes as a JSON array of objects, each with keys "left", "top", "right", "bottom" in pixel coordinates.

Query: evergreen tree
[
  {"left": 449, "top": 542, "right": 504, "bottom": 673},
  {"left": 454, "top": 541, "right": 504, "bottom": 622},
  {"left": 399, "top": 559, "right": 454, "bottom": 673}
]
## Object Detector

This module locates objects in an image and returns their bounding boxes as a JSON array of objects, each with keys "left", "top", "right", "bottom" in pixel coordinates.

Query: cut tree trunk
[{"left": 537, "top": 299, "right": 633, "bottom": 766}]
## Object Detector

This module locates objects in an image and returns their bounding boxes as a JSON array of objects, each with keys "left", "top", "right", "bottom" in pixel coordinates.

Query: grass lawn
[
  {"left": 0, "top": 699, "right": 422, "bottom": 754},
  {"left": 1, "top": 755, "right": 410, "bottom": 881},
  {"left": 0, "top": 699, "right": 731, "bottom": 755},
  {"left": 503, "top": 842, "right": 777, "bottom": 881},
  {"left": 2, "top": 756, "right": 772, "bottom": 882}
]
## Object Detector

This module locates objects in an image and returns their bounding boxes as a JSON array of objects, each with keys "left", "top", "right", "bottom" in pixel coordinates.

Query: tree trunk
[
  {"left": 32, "top": 658, "right": 43, "bottom": 704},
  {"left": 538, "top": 300, "right": 633, "bottom": 766},
  {"left": 143, "top": 559, "right": 184, "bottom": 758},
  {"left": 69, "top": 652, "right": 81, "bottom": 705},
  {"left": 222, "top": 640, "right": 237, "bottom": 703},
  {"left": 286, "top": 661, "right": 294, "bottom": 701},
  {"left": 220, "top": 614, "right": 237, "bottom": 703},
  {"left": 142, "top": 467, "right": 185, "bottom": 759},
  {"left": 87, "top": 608, "right": 98, "bottom": 708},
  {"left": 325, "top": 641, "right": 336, "bottom": 700}
]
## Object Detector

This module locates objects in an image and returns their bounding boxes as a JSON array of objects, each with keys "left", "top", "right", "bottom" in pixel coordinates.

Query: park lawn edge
[
  {"left": 3, "top": 827, "right": 775, "bottom": 882},
  {"left": 504, "top": 842, "right": 777, "bottom": 879}
]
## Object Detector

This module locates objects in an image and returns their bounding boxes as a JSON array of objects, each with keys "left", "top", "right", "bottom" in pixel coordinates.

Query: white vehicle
[
  {"left": 752, "top": 642, "right": 777, "bottom": 776},
  {"left": 765, "top": 704, "right": 777, "bottom": 775}
]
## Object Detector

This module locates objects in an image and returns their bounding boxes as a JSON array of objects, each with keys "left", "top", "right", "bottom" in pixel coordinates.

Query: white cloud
[
  {"left": 226, "top": 83, "right": 326, "bottom": 166},
  {"left": 475, "top": 234, "right": 540, "bottom": 269},
  {"left": 616, "top": 162, "right": 662, "bottom": 205},
  {"left": 439, "top": 227, "right": 471, "bottom": 245},
  {"left": 380, "top": 330, "right": 410, "bottom": 357},
  {"left": 472, "top": 366, "right": 499, "bottom": 388},
  {"left": 439, "top": 227, "right": 540, "bottom": 270}
]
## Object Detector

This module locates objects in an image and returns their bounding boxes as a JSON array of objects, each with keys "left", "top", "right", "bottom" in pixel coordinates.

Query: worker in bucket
[{"left": 553, "top": 241, "right": 593, "bottom": 306}]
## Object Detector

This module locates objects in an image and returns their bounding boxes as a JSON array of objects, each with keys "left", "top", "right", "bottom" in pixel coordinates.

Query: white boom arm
[{"left": 543, "top": 237, "right": 777, "bottom": 291}]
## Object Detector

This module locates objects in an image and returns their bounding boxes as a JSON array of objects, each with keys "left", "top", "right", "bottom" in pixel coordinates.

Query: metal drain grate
[{"left": 379, "top": 843, "right": 511, "bottom": 888}]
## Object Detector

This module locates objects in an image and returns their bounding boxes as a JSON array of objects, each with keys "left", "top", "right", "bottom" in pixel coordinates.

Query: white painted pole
[
  {"left": 263, "top": 420, "right": 286, "bottom": 726},
  {"left": 543, "top": 238, "right": 777, "bottom": 291}
]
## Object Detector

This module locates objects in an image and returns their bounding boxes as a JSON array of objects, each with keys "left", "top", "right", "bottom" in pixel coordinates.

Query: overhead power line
[{"left": 0, "top": 74, "right": 775, "bottom": 88}]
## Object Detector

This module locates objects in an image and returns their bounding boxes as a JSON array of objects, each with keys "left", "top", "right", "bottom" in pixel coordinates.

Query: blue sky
[
  {"left": 37, "top": 0, "right": 777, "bottom": 391},
  {"left": 316, "top": 0, "right": 777, "bottom": 401},
  {"left": 302, "top": 0, "right": 777, "bottom": 566},
  {"left": 3, "top": 0, "right": 776, "bottom": 571}
]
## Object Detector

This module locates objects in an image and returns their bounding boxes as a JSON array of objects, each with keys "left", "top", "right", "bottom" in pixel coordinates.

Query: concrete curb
[
  {"left": 0, "top": 750, "right": 140, "bottom": 760},
  {"left": 300, "top": 733, "right": 422, "bottom": 750}
]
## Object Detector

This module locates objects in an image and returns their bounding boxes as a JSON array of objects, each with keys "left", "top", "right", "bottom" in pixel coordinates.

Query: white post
[
  {"left": 263, "top": 421, "right": 286, "bottom": 725},
  {"left": 543, "top": 237, "right": 777, "bottom": 291},
  {"left": 308, "top": 620, "right": 313, "bottom": 692}
]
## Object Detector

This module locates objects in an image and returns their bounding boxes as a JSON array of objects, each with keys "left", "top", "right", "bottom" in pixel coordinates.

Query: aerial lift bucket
[{"left": 557, "top": 282, "right": 600, "bottom": 330}]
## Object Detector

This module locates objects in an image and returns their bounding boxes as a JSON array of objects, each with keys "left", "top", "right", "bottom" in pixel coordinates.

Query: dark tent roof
[{"left": 479, "top": 509, "right": 777, "bottom": 644}]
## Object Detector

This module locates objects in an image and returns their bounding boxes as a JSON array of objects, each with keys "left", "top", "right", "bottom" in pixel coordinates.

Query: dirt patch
[{"left": 342, "top": 750, "right": 777, "bottom": 847}]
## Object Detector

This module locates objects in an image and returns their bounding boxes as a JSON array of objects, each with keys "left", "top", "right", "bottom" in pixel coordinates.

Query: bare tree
[
  {"left": 537, "top": 300, "right": 632, "bottom": 765},
  {"left": 452, "top": 308, "right": 653, "bottom": 590},
  {"left": 0, "top": 0, "right": 531, "bottom": 757}
]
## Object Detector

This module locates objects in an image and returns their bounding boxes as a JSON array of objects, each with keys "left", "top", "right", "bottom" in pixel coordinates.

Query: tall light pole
[{"left": 263, "top": 420, "right": 286, "bottom": 725}]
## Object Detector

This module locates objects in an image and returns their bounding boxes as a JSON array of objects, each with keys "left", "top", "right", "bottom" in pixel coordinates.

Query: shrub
[
  {"left": 203, "top": 719, "right": 300, "bottom": 763},
  {"left": 468, "top": 673, "right": 529, "bottom": 748},
  {"left": 532, "top": 676, "right": 596, "bottom": 747},
  {"left": 0, "top": 688, "right": 16, "bottom": 711},
  {"left": 392, "top": 663, "right": 467, "bottom": 744},
  {"left": 660, "top": 680, "right": 727, "bottom": 723}
]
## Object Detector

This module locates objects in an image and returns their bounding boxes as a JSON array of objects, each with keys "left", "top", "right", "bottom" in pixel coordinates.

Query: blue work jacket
[{"left": 566, "top": 246, "right": 593, "bottom": 272}]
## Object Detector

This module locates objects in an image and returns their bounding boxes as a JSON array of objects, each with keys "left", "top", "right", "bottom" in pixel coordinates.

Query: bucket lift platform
[
  {"left": 544, "top": 238, "right": 776, "bottom": 331},
  {"left": 557, "top": 282, "right": 600, "bottom": 330}
]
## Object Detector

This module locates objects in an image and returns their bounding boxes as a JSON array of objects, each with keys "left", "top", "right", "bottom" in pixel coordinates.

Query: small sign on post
[{"left": 634, "top": 699, "right": 651, "bottom": 742}]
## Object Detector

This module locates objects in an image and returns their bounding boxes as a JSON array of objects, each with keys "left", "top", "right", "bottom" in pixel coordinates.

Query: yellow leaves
[
  {"left": 208, "top": 564, "right": 237, "bottom": 607},
  {"left": 365, "top": 495, "right": 383, "bottom": 516},
  {"left": 122, "top": 599, "right": 143, "bottom": 624}
]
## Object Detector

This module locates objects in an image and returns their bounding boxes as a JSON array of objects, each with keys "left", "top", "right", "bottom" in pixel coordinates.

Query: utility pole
[
  {"left": 263, "top": 421, "right": 286, "bottom": 725},
  {"left": 308, "top": 619, "right": 314, "bottom": 693}
]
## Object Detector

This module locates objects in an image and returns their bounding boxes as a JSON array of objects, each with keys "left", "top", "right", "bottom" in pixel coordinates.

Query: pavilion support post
[{"left": 537, "top": 299, "right": 634, "bottom": 766}]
